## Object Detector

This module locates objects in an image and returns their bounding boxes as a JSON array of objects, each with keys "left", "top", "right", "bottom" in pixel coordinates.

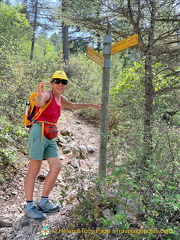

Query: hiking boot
[
  {"left": 37, "top": 200, "right": 60, "bottom": 213},
  {"left": 24, "top": 205, "right": 46, "bottom": 221}
]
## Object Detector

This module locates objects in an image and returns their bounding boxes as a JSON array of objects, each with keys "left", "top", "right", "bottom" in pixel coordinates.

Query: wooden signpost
[
  {"left": 86, "top": 29, "right": 138, "bottom": 177},
  {"left": 111, "top": 34, "right": 138, "bottom": 55},
  {"left": 86, "top": 46, "right": 104, "bottom": 67}
]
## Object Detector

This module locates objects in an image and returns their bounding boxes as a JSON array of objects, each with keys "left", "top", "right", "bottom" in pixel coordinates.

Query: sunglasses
[{"left": 53, "top": 78, "right": 68, "bottom": 85}]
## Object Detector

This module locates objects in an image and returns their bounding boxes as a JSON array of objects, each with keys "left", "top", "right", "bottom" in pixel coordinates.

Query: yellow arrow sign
[
  {"left": 86, "top": 46, "right": 104, "bottom": 67},
  {"left": 111, "top": 34, "right": 138, "bottom": 55}
]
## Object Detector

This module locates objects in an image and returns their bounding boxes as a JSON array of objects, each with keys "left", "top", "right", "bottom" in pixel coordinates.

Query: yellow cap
[{"left": 52, "top": 71, "right": 68, "bottom": 80}]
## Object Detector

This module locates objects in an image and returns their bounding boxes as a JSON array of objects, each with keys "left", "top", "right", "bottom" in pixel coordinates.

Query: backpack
[{"left": 23, "top": 90, "right": 52, "bottom": 128}]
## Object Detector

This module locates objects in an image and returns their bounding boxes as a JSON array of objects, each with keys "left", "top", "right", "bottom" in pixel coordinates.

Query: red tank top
[{"left": 35, "top": 92, "right": 62, "bottom": 123}]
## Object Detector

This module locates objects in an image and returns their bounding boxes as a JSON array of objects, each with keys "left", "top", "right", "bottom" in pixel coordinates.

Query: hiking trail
[{"left": 0, "top": 109, "right": 100, "bottom": 240}]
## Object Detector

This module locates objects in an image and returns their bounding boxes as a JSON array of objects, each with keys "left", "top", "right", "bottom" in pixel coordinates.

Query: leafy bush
[{"left": 55, "top": 161, "right": 179, "bottom": 240}]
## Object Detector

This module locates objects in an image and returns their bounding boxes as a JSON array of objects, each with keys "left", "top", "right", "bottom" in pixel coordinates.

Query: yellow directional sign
[
  {"left": 111, "top": 34, "right": 138, "bottom": 55},
  {"left": 86, "top": 46, "right": 104, "bottom": 67}
]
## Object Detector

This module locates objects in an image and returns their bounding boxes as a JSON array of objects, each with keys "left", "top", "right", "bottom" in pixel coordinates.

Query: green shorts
[{"left": 28, "top": 123, "right": 59, "bottom": 160}]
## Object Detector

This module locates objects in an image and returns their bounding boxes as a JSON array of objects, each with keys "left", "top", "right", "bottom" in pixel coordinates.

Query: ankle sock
[
  {"left": 38, "top": 196, "right": 49, "bottom": 205},
  {"left": 26, "top": 201, "right": 34, "bottom": 209}
]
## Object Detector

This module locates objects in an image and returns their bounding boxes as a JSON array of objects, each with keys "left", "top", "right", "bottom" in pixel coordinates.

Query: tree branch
[
  {"left": 153, "top": 17, "right": 180, "bottom": 22},
  {"left": 155, "top": 86, "right": 180, "bottom": 95}
]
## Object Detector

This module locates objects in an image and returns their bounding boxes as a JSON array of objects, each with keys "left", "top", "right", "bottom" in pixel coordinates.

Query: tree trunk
[
  {"left": 143, "top": 1, "right": 156, "bottom": 166},
  {"left": 62, "top": 0, "right": 69, "bottom": 63},
  {"left": 62, "top": 23, "right": 69, "bottom": 62},
  {"left": 30, "top": 0, "right": 38, "bottom": 60}
]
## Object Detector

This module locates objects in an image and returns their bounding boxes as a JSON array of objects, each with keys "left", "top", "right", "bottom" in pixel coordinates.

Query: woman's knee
[
  {"left": 28, "top": 159, "right": 42, "bottom": 176},
  {"left": 47, "top": 158, "right": 62, "bottom": 173}
]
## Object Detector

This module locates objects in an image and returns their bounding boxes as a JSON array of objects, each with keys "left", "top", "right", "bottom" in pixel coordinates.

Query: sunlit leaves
[{"left": 0, "top": 3, "right": 31, "bottom": 49}]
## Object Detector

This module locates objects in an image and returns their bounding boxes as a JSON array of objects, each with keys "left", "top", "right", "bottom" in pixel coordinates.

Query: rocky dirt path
[{"left": 0, "top": 110, "right": 100, "bottom": 240}]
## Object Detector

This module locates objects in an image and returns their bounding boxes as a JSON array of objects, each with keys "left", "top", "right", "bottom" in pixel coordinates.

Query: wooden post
[
  {"left": 99, "top": 23, "right": 112, "bottom": 177},
  {"left": 86, "top": 31, "right": 138, "bottom": 177}
]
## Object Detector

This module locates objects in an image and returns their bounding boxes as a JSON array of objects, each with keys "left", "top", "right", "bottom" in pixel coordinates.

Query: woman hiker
[{"left": 24, "top": 70, "right": 101, "bottom": 220}]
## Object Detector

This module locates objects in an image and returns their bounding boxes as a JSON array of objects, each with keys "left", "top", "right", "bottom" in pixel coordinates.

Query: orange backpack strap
[{"left": 33, "top": 90, "right": 53, "bottom": 121}]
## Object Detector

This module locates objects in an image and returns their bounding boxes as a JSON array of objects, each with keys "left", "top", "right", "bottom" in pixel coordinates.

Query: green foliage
[
  {"left": 109, "top": 62, "right": 144, "bottom": 135},
  {"left": 0, "top": 116, "right": 17, "bottom": 182},
  {"left": 64, "top": 53, "right": 102, "bottom": 123},
  {"left": 65, "top": 0, "right": 101, "bottom": 20},
  {"left": 69, "top": 36, "right": 91, "bottom": 53},
  {"left": 33, "top": 36, "right": 58, "bottom": 63},
  {"left": 97, "top": 60, "right": 179, "bottom": 239},
  {"left": 0, "top": 2, "right": 31, "bottom": 51},
  {"left": 0, "top": 14, "right": 65, "bottom": 172},
  {"left": 58, "top": 159, "right": 179, "bottom": 240}
]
